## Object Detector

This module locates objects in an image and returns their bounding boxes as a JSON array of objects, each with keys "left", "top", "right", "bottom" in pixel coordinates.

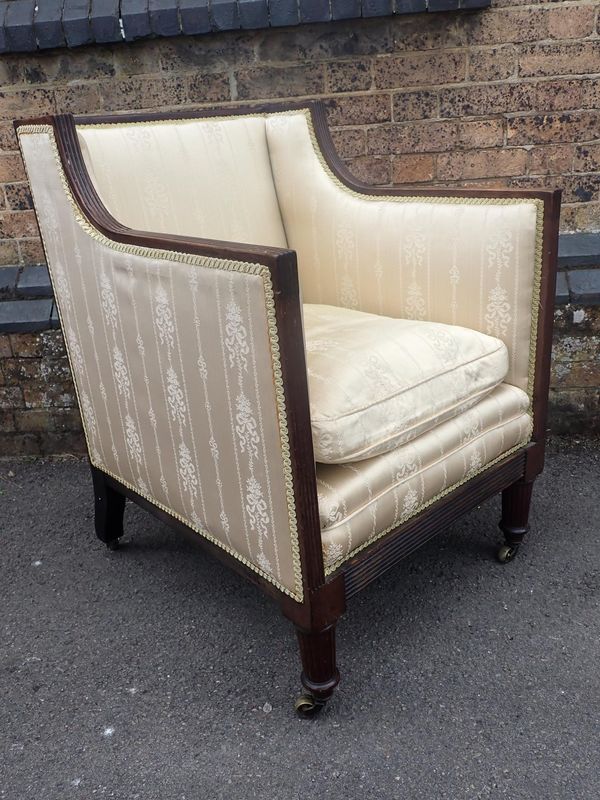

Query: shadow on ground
[{"left": 1, "top": 438, "right": 599, "bottom": 800}]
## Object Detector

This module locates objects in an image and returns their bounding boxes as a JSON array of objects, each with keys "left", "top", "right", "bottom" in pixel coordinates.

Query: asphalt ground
[{"left": 1, "top": 437, "right": 599, "bottom": 800}]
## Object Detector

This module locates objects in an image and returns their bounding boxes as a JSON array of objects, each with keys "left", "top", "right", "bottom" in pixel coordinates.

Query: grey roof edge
[
  {"left": 558, "top": 232, "right": 600, "bottom": 270},
  {"left": 0, "top": 0, "right": 492, "bottom": 54}
]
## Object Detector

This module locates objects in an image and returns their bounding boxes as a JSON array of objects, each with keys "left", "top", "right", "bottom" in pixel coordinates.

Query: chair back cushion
[
  {"left": 304, "top": 304, "right": 510, "bottom": 463},
  {"left": 77, "top": 115, "right": 288, "bottom": 248}
]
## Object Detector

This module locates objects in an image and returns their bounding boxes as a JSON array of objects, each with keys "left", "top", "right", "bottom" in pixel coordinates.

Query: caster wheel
[
  {"left": 497, "top": 544, "right": 519, "bottom": 563},
  {"left": 294, "top": 694, "right": 324, "bottom": 717},
  {"left": 106, "top": 539, "right": 120, "bottom": 551}
]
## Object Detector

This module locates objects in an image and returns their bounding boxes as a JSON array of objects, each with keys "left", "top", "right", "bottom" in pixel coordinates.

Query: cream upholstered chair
[{"left": 17, "top": 103, "right": 560, "bottom": 715}]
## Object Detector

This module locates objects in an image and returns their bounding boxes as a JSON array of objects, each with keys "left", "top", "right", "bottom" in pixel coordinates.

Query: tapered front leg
[
  {"left": 497, "top": 479, "right": 534, "bottom": 563},
  {"left": 295, "top": 624, "right": 340, "bottom": 715},
  {"left": 91, "top": 466, "right": 125, "bottom": 550}
]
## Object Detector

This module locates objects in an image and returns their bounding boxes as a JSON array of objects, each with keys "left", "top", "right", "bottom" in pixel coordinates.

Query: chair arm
[{"left": 17, "top": 117, "right": 323, "bottom": 604}]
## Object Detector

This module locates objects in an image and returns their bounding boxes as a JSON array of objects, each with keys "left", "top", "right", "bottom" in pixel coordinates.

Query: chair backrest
[
  {"left": 77, "top": 115, "right": 288, "bottom": 248},
  {"left": 77, "top": 106, "right": 541, "bottom": 396}
]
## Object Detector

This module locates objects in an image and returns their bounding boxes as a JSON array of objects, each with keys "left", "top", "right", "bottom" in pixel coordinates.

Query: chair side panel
[
  {"left": 19, "top": 129, "right": 302, "bottom": 601},
  {"left": 266, "top": 111, "right": 541, "bottom": 399}
]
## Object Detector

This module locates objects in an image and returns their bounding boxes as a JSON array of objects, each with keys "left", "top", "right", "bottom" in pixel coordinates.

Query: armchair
[{"left": 16, "top": 102, "right": 560, "bottom": 714}]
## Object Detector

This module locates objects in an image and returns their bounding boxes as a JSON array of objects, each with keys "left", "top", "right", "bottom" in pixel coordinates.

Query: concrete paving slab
[{"left": 0, "top": 438, "right": 599, "bottom": 799}]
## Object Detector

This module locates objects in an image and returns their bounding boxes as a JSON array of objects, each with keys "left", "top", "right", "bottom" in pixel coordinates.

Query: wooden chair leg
[
  {"left": 91, "top": 466, "right": 125, "bottom": 550},
  {"left": 497, "top": 479, "right": 534, "bottom": 563},
  {"left": 294, "top": 624, "right": 340, "bottom": 716}
]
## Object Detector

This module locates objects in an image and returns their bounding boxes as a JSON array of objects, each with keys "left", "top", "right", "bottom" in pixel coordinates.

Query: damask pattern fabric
[
  {"left": 265, "top": 111, "right": 540, "bottom": 396},
  {"left": 20, "top": 130, "right": 301, "bottom": 600},
  {"left": 77, "top": 117, "right": 288, "bottom": 249},
  {"left": 303, "top": 303, "right": 508, "bottom": 463},
  {"left": 317, "top": 383, "right": 531, "bottom": 572}
]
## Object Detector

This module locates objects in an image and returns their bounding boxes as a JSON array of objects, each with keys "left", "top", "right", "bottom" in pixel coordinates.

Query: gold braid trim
[{"left": 17, "top": 124, "right": 304, "bottom": 603}]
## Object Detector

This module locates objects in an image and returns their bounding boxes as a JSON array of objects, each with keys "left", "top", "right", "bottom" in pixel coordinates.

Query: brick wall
[
  {"left": 0, "top": 329, "right": 85, "bottom": 456},
  {"left": 1, "top": 1, "right": 600, "bottom": 454},
  {"left": 2, "top": 0, "right": 600, "bottom": 267}
]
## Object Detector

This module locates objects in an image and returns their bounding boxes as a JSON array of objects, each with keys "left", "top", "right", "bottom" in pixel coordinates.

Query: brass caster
[
  {"left": 106, "top": 539, "right": 120, "bottom": 551},
  {"left": 294, "top": 694, "right": 324, "bottom": 717},
  {"left": 497, "top": 544, "right": 519, "bottom": 564}
]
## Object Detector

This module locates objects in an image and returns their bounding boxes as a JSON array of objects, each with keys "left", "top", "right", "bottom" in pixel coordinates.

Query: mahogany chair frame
[{"left": 16, "top": 101, "right": 561, "bottom": 714}]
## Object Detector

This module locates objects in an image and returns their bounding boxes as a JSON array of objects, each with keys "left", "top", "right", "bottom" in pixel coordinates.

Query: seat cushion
[
  {"left": 317, "top": 383, "right": 532, "bottom": 571},
  {"left": 304, "top": 304, "right": 509, "bottom": 464}
]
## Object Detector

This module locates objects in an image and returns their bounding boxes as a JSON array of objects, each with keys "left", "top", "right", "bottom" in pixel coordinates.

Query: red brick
[
  {"left": 390, "top": 15, "right": 466, "bottom": 52},
  {"left": 367, "top": 118, "right": 503, "bottom": 156},
  {"left": 9, "top": 333, "right": 45, "bottom": 358},
  {"left": 39, "top": 431, "right": 86, "bottom": 455},
  {"left": 440, "top": 80, "right": 582, "bottom": 119},
  {"left": 507, "top": 112, "right": 600, "bottom": 146},
  {"left": 326, "top": 59, "right": 373, "bottom": 93},
  {"left": 7, "top": 50, "right": 115, "bottom": 86},
  {"left": 462, "top": 9, "right": 549, "bottom": 45},
  {"left": 160, "top": 32, "right": 256, "bottom": 71},
  {"left": 235, "top": 64, "right": 325, "bottom": 101},
  {"left": 0, "top": 409, "right": 15, "bottom": 432},
  {"left": 98, "top": 76, "right": 188, "bottom": 112},
  {"left": 187, "top": 73, "right": 231, "bottom": 104},
  {"left": 257, "top": 18, "right": 393, "bottom": 62},
  {"left": 462, "top": 8, "right": 593, "bottom": 46},
  {"left": 561, "top": 175, "right": 600, "bottom": 205},
  {"left": 574, "top": 143, "right": 600, "bottom": 173},
  {"left": 345, "top": 155, "right": 391, "bottom": 185},
  {"left": 0, "top": 89, "right": 55, "bottom": 121},
  {"left": 0, "top": 432, "right": 40, "bottom": 455},
  {"left": 0, "top": 336, "right": 12, "bottom": 359},
  {"left": 23, "top": 384, "right": 76, "bottom": 409},
  {"left": 325, "top": 94, "right": 391, "bottom": 127},
  {"left": 4, "top": 183, "right": 33, "bottom": 211},
  {"left": 0, "top": 212, "right": 38, "bottom": 240},
  {"left": 467, "top": 45, "right": 517, "bottom": 82},
  {"left": 1, "top": 358, "right": 44, "bottom": 385},
  {"left": 14, "top": 408, "right": 82, "bottom": 433},
  {"left": 0, "top": 124, "right": 18, "bottom": 153},
  {"left": 392, "top": 90, "right": 438, "bottom": 122},
  {"left": 14, "top": 409, "right": 52, "bottom": 432},
  {"left": 519, "top": 42, "right": 600, "bottom": 78},
  {"left": 560, "top": 203, "right": 600, "bottom": 233},
  {"left": 0, "top": 386, "right": 23, "bottom": 408},
  {"left": 508, "top": 175, "right": 600, "bottom": 205},
  {"left": 546, "top": 6, "right": 596, "bottom": 40},
  {"left": 437, "top": 148, "right": 528, "bottom": 181},
  {"left": 18, "top": 239, "right": 45, "bottom": 265},
  {"left": 0, "top": 240, "right": 20, "bottom": 266},
  {"left": 330, "top": 128, "right": 366, "bottom": 158},
  {"left": 54, "top": 83, "right": 103, "bottom": 114},
  {"left": 528, "top": 145, "right": 574, "bottom": 176},
  {"left": 457, "top": 119, "right": 504, "bottom": 149},
  {"left": 551, "top": 359, "right": 600, "bottom": 390},
  {"left": 0, "top": 154, "right": 26, "bottom": 183},
  {"left": 583, "top": 79, "right": 600, "bottom": 110},
  {"left": 391, "top": 154, "right": 435, "bottom": 184},
  {"left": 374, "top": 51, "right": 465, "bottom": 90},
  {"left": 367, "top": 120, "right": 457, "bottom": 155}
]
